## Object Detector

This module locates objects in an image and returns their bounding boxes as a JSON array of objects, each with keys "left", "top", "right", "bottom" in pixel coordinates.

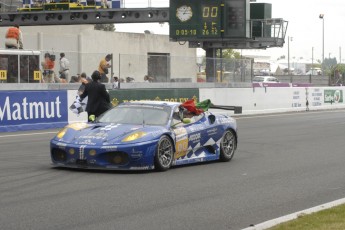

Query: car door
[{"left": 172, "top": 114, "right": 208, "bottom": 162}]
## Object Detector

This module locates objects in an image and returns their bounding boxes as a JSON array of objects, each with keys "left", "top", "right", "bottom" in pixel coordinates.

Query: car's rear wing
[{"left": 209, "top": 105, "right": 242, "bottom": 114}]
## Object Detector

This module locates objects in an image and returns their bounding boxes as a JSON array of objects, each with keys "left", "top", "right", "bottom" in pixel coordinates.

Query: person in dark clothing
[{"left": 79, "top": 70, "right": 111, "bottom": 121}]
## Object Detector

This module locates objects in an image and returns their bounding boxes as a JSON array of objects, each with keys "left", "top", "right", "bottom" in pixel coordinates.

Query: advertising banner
[
  {"left": 324, "top": 89, "right": 343, "bottom": 103},
  {"left": 108, "top": 88, "right": 200, "bottom": 106},
  {"left": 0, "top": 90, "right": 68, "bottom": 132}
]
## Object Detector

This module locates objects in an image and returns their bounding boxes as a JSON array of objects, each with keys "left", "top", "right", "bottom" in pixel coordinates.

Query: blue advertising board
[{"left": 0, "top": 91, "right": 68, "bottom": 132}]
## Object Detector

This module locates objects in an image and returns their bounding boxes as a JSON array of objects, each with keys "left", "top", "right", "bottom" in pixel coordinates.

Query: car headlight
[
  {"left": 122, "top": 131, "right": 147, "bottom": 142},
  {"left": 57, "top": 128, "right": 68, "bottom": 139}
]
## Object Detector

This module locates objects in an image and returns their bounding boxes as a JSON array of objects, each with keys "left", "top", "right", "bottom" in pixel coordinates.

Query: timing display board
[
  {"left": 169, "top": 0, "right": 223, "bottom": 40},
  {"left": 169, "top": 0, "right": 249, "bottom": 41}
]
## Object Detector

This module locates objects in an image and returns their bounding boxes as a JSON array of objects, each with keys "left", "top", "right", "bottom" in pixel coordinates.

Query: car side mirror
[{"left": 208, "top": 114, "right": 216, "bottom": 124}]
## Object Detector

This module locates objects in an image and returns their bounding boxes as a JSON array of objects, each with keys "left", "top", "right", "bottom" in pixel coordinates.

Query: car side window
[{"left": 171, "top": 107, "right": 183, "bottom": 126}]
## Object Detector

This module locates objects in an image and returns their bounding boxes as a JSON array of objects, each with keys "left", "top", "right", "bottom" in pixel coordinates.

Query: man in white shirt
[
  {"left": 59, "top": 53, "right": 70, "bottom": 82},
  {"left": 112, "top": 76, "right": 119, "bottom": 89}
]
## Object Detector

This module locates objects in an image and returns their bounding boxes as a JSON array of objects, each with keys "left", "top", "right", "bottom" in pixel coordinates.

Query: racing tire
[
  {"left": 154, "top": 135, "right": 174, "bottom": 171},
  {"left": 219, "top": 129, "right": 237, "bottom": 162}
]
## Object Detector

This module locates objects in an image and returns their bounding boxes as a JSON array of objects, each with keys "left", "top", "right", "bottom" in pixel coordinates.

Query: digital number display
[{"left": 200, "top": 4, "right": 222, "bottom": 38}]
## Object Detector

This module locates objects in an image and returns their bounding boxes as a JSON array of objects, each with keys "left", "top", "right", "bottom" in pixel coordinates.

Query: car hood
[{"left": 53, "top": 122, "right": 167, "bottom": 145}]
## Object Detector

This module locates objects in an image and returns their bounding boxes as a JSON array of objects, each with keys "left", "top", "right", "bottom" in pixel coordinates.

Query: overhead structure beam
[{"left": 0, "top": 8, "right": 170, "bottom": 27}]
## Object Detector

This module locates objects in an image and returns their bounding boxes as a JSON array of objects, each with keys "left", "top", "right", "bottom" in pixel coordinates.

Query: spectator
[
  {"left": 126, "top": 77, "right": 135, "bottom": 83},
  {"left": 69, "top": 75, "right": 80, "bottom": 83},
  {"left": 112, "top": 76, "right": 119, "bottom": 89},
  {"left": 79, "top": 70, "right": 111, "bottom": 121},
  {"left": 80, "top": 72, "right": 92, "bottom": 83},
  {"left": 59, "top": 53, "right": 70, "bottom": 82},
  {"left": 5, "top": 25, "right": 23, "bottom": 49},
  {"left": 78, "top": 72, "right": 91, "bottom": 94},
  {"left": 98, "top": 54, "right": 112, "bottom": 83},
  {"left": 41, "top": 53, "right": 56, "bottom": 83}
]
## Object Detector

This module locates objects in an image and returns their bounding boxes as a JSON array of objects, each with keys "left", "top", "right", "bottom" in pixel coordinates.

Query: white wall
[
  {"left": 0, "top": 25, "right": 197, "bottom": 82},
  {"left": 200, "top": 87, "right": 345, "bottom": 115},
  {"left": 67, "top": 86, "right": 345, "bottom": 123}
]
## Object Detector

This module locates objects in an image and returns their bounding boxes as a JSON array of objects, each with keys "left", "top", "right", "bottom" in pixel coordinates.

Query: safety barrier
[{"left": 1, "top": 86, "right": 344, "bottom": 132}]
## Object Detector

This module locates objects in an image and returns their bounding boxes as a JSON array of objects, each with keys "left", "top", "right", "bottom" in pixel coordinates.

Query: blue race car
[{"left": 50, "top": 101, "right": 238, "bottom": 171}]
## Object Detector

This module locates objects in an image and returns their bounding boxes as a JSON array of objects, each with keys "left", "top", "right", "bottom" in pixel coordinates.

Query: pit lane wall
[{"left": 1, "top": 86, "right": 344, "bottom": 132}]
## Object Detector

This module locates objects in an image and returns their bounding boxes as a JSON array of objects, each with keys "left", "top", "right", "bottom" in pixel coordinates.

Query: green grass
[{"left": 268, "top": 204, "right": 345, "bottom": 230}]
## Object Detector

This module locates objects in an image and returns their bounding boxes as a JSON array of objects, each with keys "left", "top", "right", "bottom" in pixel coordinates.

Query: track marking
[{"left": 0, "top": 131, "right": 57, "bottom": 138}]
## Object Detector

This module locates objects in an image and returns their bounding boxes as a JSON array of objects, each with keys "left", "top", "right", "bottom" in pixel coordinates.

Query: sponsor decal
[
  {"left": 130, "top": 149, "right": 143, "bottom": 158},
  {"left": 56, "top": 142, "right": 67, "bottom": 147},
  {"left": 187, "top": 124, "right": 204, "bottom": 132},
  {"left": 79, "top": 131, "right": 108, "bottom": 140},
  {"left": 174, "top": 127, "right": 188, "bottom": 159},
  {"left": 101, "top": 146, "right": 118, "bottom": 151},
  {"left": 207, "top": 128, "right": 218, "bottom": 136},
  {"left": 100, "top": 124, "right": 120, "bottom": 131},
  {"left": 78, "top": 139, "right": 97, "bottom": 145},
  {"left": 151, "top": 130, "right": 163, "bottom": 138},
  {"left": 173, "top": 127, "right": 187, "bottom": 136},
  {"left": 189, "top": 133, "right": 201, "bottom": 143},
  {"left": 217, "top": 117, "right": 231, "bottom": 124}
]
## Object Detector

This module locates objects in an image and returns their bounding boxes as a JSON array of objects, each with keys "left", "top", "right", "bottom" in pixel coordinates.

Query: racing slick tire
[
  {"left": 154, "top": 135, "right": 174, "bottom": 171},
  {"left": 219, "top": 129, "right": 237, "bottom": 162}
]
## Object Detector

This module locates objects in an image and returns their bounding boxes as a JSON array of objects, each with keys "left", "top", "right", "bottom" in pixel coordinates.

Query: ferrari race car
[{"left": 50, "top": 101, "right": 238, "bottom": 171}]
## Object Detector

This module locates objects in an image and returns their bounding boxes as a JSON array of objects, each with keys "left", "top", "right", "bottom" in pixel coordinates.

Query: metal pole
[
  {"left": 311, "top": 47, "right": 314, "bottom": 83},
  {"left": 340, "top": 47, "right": 341, "bottom": 64},
  {"left": 288, "top": 36, "right": 292, "bottom": 83},
  {"left": 322, "top": 16, "right": 325, "bottom": 65},
  {"left": 319, "top": 14, "right": 325, "bottom": 77}
]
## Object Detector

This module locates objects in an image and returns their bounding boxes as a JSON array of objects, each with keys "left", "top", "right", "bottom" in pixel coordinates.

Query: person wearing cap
[
  {"left": 5, "top": 24, "right": 23, "bottom": 49},
  {"left": 98, "top": 54, "right": 112, "bottom": 83},
  {"left": 59, "top": 53, "right": 70, "bottom": 82},
  {"left": 79, "top": 70, "right": 111, "bottom": 121}
]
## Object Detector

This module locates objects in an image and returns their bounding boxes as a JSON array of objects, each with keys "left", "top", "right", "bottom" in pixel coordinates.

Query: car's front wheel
[
  {"left": 219, "top": 129, "right": 237, "bottom": 162},
  {"left": 154, "top": 135, "right": 174, "bottom": 171}
]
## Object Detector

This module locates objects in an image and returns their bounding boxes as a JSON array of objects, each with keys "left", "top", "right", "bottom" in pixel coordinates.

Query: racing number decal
[
  {"left": 175, "top": 138, "right": 188, "bottom": 159},
  {"left": 34, "top": 71, "right": 41, "bottom": 81},
  {"left": 0, "top": 70, "right": 7, "bottom": 80},
  {"left": 174, "top": 127, "right": 189, "bottom": 159}
]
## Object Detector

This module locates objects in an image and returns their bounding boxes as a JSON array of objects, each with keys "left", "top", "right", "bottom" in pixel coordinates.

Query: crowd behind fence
[{"left": 0, "top": 49, "right": 333, "bottom": 86}]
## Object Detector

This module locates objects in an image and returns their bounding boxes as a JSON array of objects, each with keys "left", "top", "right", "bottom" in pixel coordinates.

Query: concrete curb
[{"left": 242, "top": 198, "right": 345, "bottom": 230}]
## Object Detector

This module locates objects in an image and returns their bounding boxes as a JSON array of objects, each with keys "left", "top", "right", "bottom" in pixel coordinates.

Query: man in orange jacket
[{"left": 5, "top": 25, "right": 23, "bottom": 49}]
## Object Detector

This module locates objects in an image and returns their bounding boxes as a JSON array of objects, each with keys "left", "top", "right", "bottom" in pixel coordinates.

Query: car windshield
[{"left": 98, "top": 105, "right": 171, "bottom": 126}]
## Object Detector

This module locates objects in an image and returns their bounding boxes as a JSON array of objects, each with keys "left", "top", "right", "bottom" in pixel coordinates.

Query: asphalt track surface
[{"left": 1, "top": 110, "right": 345, "bottom": 230}]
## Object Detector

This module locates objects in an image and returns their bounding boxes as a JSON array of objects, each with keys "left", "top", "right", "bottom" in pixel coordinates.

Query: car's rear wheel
[
  {"left": 219, "top": 129, "right": 237, "bottom": 162},
  {"left": 154, "top": 135, "right": 174, "bottom": 171}
]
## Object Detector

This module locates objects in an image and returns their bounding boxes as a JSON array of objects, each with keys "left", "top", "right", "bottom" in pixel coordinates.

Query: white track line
[
  {"left": 242, "top": 198, "right": 345, "bottom": 230},
  {"left": 0, "top": 131, "right": 57, "bottom": 138}
]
